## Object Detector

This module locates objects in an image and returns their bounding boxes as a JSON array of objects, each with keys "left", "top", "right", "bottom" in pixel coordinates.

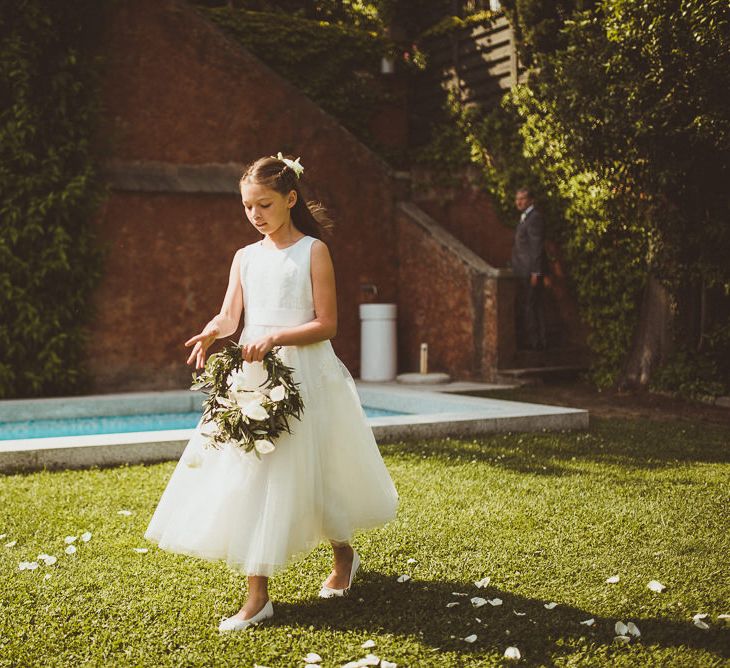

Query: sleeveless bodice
[{"left": 240, "top": 236, "right": 316, "bottom": 327}]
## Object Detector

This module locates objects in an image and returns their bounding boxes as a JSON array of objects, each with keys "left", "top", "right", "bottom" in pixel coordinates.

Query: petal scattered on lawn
[
  {"left": 0, "top": 533, "right": 6, "bottom": 540},
  {"left": 359, "top": 655, "right": 380, "bottom": 666},
  {"left": 44, "top": 573, "right": 52, "bottom": 580},
  {"left": 117, "top": 510, "right": 133, "bottom": 516},
  {"left": 133, "top": 547, "right": 148, "bottom": 554},
  {"left": 504, "top": 646, "right": 521, "bottom": 661},
  {"left": 65, "top": 545, "right": 77, "bottom": 555},
  {"left": 396, "top": 574, "right": 411, "bottom": 583},
  {"left": 544, "top": 602, "right": 557, "bottom": 610},
  {"left": 614, "top": 635, "right": 631, "bottom": 644},
  {"left": 615, "top": 621, "right": 628, "bottom": 636},
  {"left": 693, "top": 618, "right": 710, "bottom": 630},
  {"left": 692, "top": 613, "right": 708, "bottom": 621},
  {"left": 41, "top": 555, "right": 57, "bottom": 566},
  {"left": 718, "top": 614, "right": 730, "bottom": 621},
  {"left": 81, "top": 532, "right": 92, "bottom": 542},
  {"left": 463, "top": 634, "right": 477, "bottom": 643},
  {"left": 304, "top": 653, "right": 322, "bottom": 664},
  {"left": 580, "top": 618, "right": 595, "bottom": 626},
  {"left": 451, "top": 592, "right": 468, "bottom": 597},
  {"left": 627, "top": 622, "right": 641, "bottom": 637},
  {"left": 446, "top": 602, "right": 460, "bottom": 608},
  {"left": 513, "top": 610, "right": 526, "bottom": 617},
  {"left": 64, "top": 536, "right": 77, "bottom": 544},
  {"left": 647, "top": 580, "right": 666, "bottom": 593},
  {"left": 361, "top": 640, "right": 376, "bottom": 649},
  {"left": 5, "top": 540, "right": 17, "bottom": 548},
  {"left": 381, "top": 661, "right": 397, "bottom": 668},
  {"left": 475, "top": 576, "right": 491, "bottom": 588},
  {"left": 406, "top": 558, "right": 417, "bottom": 564},
  {"left": 470, "top": 597, "right": 487, "bottom": 608},
  {"left": 488, "top": 598, "right": 503, "bottom": 606},
  {"left": 606, "top": 575, "right": 620, "bottom": 584},
  {"left": 18, "top": 561, "right": 39, "bottom": 571}
]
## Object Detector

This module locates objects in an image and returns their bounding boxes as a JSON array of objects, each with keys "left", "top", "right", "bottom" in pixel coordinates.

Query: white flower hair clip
[{"left": 273, "top": 152, "right": 304, "bottom": 179}]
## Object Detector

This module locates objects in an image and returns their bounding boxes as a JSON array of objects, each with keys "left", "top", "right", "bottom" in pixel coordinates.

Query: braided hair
[{"left": 239, "top": 156, "right": 333, "bottom": 239}]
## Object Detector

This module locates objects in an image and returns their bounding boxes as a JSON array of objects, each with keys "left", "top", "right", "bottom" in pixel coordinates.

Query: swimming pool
[
  {"left": 0, "top": 386, "right": 588, "bottom": 474},
  {"left": 0, "top": 406, "right": 404, "bottom": 441}
]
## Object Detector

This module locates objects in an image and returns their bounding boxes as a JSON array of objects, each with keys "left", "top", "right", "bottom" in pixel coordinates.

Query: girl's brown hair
[{"left": 239, "top": 156, "right": 333, "bottom": 239}]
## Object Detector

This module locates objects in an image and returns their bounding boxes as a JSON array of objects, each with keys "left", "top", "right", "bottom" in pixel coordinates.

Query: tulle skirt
[{"left": 143, "top": 324, "right": 399, "bottom": 576}]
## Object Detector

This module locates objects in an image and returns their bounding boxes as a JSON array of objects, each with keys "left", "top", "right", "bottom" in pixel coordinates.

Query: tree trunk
[{"left": 619, "top": 274, "right": 674, "bottom": 388}]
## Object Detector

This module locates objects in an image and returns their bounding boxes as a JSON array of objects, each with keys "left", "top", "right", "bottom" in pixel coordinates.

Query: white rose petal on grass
[
  {"left": 18, "top": 561, "right": 39, "bottom": 571},
  {"left": 117, "top": 510, "right": 133, "bottom": 516},
  {"left": 396, "top": 574, "right": 411, "bottom": 583},
  {"left": 470, "top": 597, "right": 487, "bottom": 608},
  {"left": 381, "top": 661, "right": 397, "bottom": 668},
  {"left": 463, "top": 634, "right": 478, "bottom": 643},
  {"left": 692, "top": 613, "right": 708, "bottom": 621},
  {"left": 451, "top": 592, "right": 468, "bottom": 597},
  {"left": 717, "top": 614, "right": 730, "bottom": 621},
  {"left": 5, "top": 540, "right": 17, "bottom": 548},
  {"left": 580, "top": 618, "right": 595, "bottom": 626},
  {"left": 359, "top": 655, "right": 380, "bottom": 666},
  {"left": 304, "top": 653, "right": 322, "bottom": 664},
  {"left": 81, "top": 532, "right": 92, "bottom": 542},
  {"left": 488, "top": 598, "right": 503, "bottom": 606},
  {"left": 361, "top": 640, "right": 376, "bottom": 649},
  {"left": 475, "top": 576, "right": 491, "bottom": 588},
  {"left": 694, "top": 619, "right": 710, "bottom": 630},
  {"left": 647, "top": 580, "right": 666, "bottom": 593},
  {"left": 627, "top": 622, "right": 641, "bottom": 637},
  {"left": 504, "top": 646, "right": 521, "bottom": 661},
  {"left": 614, "top": 635, "right": 631, "bottom": 644},
  {"left": 615, "top": 621, "right": 628, "bottom": 636},
  {"left": 133, "top": 547, "right": 148, "bottom": 554},
  {"left": 268, "top": 385, "right": 286, "bottom": 402},
  {"left": 64, "top": 536, "right": 77, "bottom": 544},
  {"left": 446, "top": 602, "right": 460, "bottom": 608},
  {"left": 65, "top": 545, "right": 77, "bottom": 555},
  {"left": 513, "top": 610, "right": 527, "bottom": 617},
  {"left": 44, "top": 573, "right": 52, "bottom": 580},
  {"left": 240, "top": 398, "right": 269, "bottom": 421},
  {"left": 606, "top": 575, "right": 620, "bottom": 584},
  {"left": 544, "top": 602, "right": 558, "bottom": 610},
  {"left": 41, "top": 555, "right": 57, "bottom": 566},
  {"left": 0, "top": 533, "right": 6, "bottom": 540},
  {"left": 406, "top": 557, "right": 417, "bottom": 564}
]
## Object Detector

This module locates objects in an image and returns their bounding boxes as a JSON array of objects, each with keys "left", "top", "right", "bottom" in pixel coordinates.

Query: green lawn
[{"left": 1, "top": 418, "right": 728, "bottom": 667}]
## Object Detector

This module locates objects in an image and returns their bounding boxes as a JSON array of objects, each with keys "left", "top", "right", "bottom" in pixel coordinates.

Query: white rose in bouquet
[
  {"left": 227, "top": 361, "right": 268, "bottom": 393},
  {"left": 269, "top": 385, "right": 287, "bottom": 402}
]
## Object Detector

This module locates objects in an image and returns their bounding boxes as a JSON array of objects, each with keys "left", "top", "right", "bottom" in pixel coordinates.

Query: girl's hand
[
  {"left": 185, "top": 322, "right": 220, "bottom": 369},
  {"left": 241, "top": 335, "right": 275, "bottom": 363}
]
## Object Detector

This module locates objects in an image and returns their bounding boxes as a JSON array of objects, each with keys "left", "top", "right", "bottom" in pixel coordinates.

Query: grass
[{"left": 1, "top": 417, "right": 729, "bottom": 667}]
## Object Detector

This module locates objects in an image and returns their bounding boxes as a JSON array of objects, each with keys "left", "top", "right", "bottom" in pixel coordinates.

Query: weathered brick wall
[{"left": 88, "top": 0, "right": 399, "bottom": 391}]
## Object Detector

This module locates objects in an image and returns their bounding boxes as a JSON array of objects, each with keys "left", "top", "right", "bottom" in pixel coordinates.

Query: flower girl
[{"left": 143, "top": 154, "right": 399, "bottom": 632}]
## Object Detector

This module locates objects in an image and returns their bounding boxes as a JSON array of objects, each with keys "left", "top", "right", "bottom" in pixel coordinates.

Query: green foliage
[
  {"left": 0, "top": 1, "right": 108, "bottom": 398},
  {"left": 198, "top": 6, "right": 392, "bottom": 145},
  {"left": 192, "top": 344, "right": 304, "bottom": 456}
]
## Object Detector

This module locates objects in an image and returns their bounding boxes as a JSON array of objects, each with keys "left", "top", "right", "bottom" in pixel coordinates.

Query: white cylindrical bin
[{"left": 359, "top": 303, "right": 397, "bottom": 381}]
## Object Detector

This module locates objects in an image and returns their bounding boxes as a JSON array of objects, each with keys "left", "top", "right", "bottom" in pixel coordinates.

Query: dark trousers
[{"left": 516, "top": 276, "right": 547, "bottom": 350}]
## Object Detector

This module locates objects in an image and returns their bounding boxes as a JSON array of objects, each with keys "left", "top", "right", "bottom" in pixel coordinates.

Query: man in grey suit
[{"left": 511, "top": 187, "right": 548, "bottom": 350}]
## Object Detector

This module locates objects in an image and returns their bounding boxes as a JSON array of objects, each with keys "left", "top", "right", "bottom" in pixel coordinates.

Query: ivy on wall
[
  {"left": 198, "top": 6, "right": 393, "bottom": 148},
  {"left": 0, "top": 1, "right": 108, "bottom": 398}
]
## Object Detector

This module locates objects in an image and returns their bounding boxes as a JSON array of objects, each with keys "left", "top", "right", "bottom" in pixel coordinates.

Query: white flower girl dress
[{"left": 144, "top": 236, "right": 399, "bottom": 576}]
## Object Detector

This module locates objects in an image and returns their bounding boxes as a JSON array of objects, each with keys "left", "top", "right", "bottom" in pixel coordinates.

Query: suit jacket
[{"left": 511, "top": 207, "right": 548, "bottom": 277}]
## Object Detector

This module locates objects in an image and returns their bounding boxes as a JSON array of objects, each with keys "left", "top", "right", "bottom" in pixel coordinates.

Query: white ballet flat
[
  {"left": 318, "top": 549, "right": 360, "bottom": 598},
  {"left": 218, "top": 599, "right": 274, "bottom": 632}
]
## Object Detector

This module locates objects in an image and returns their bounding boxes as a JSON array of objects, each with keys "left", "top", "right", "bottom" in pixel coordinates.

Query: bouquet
[{"left": 190, "top": 341, "right": 304, "bottom": 457}]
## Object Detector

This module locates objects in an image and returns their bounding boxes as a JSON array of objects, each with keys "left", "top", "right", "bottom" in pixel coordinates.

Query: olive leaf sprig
[{"left": 190, "top": 341, "right": 304, "bottom": 458}]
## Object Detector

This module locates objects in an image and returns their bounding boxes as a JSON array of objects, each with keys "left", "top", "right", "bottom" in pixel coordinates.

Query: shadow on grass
[
  {"left": 260, "top": 574, "right": 729, "bottom": 664},
  {"left": 379, "top": 416, "right": 730, "bottom": 477}
]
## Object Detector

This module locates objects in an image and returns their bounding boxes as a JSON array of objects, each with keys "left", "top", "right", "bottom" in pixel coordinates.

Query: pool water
[{"left": 0, "top": 406, "right": 405, "bottom": 441}]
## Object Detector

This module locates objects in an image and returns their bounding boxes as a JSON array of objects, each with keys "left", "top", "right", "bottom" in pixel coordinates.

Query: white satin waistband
[{"left": 245, "top": 307, "right": 315, "bottom": 327}]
